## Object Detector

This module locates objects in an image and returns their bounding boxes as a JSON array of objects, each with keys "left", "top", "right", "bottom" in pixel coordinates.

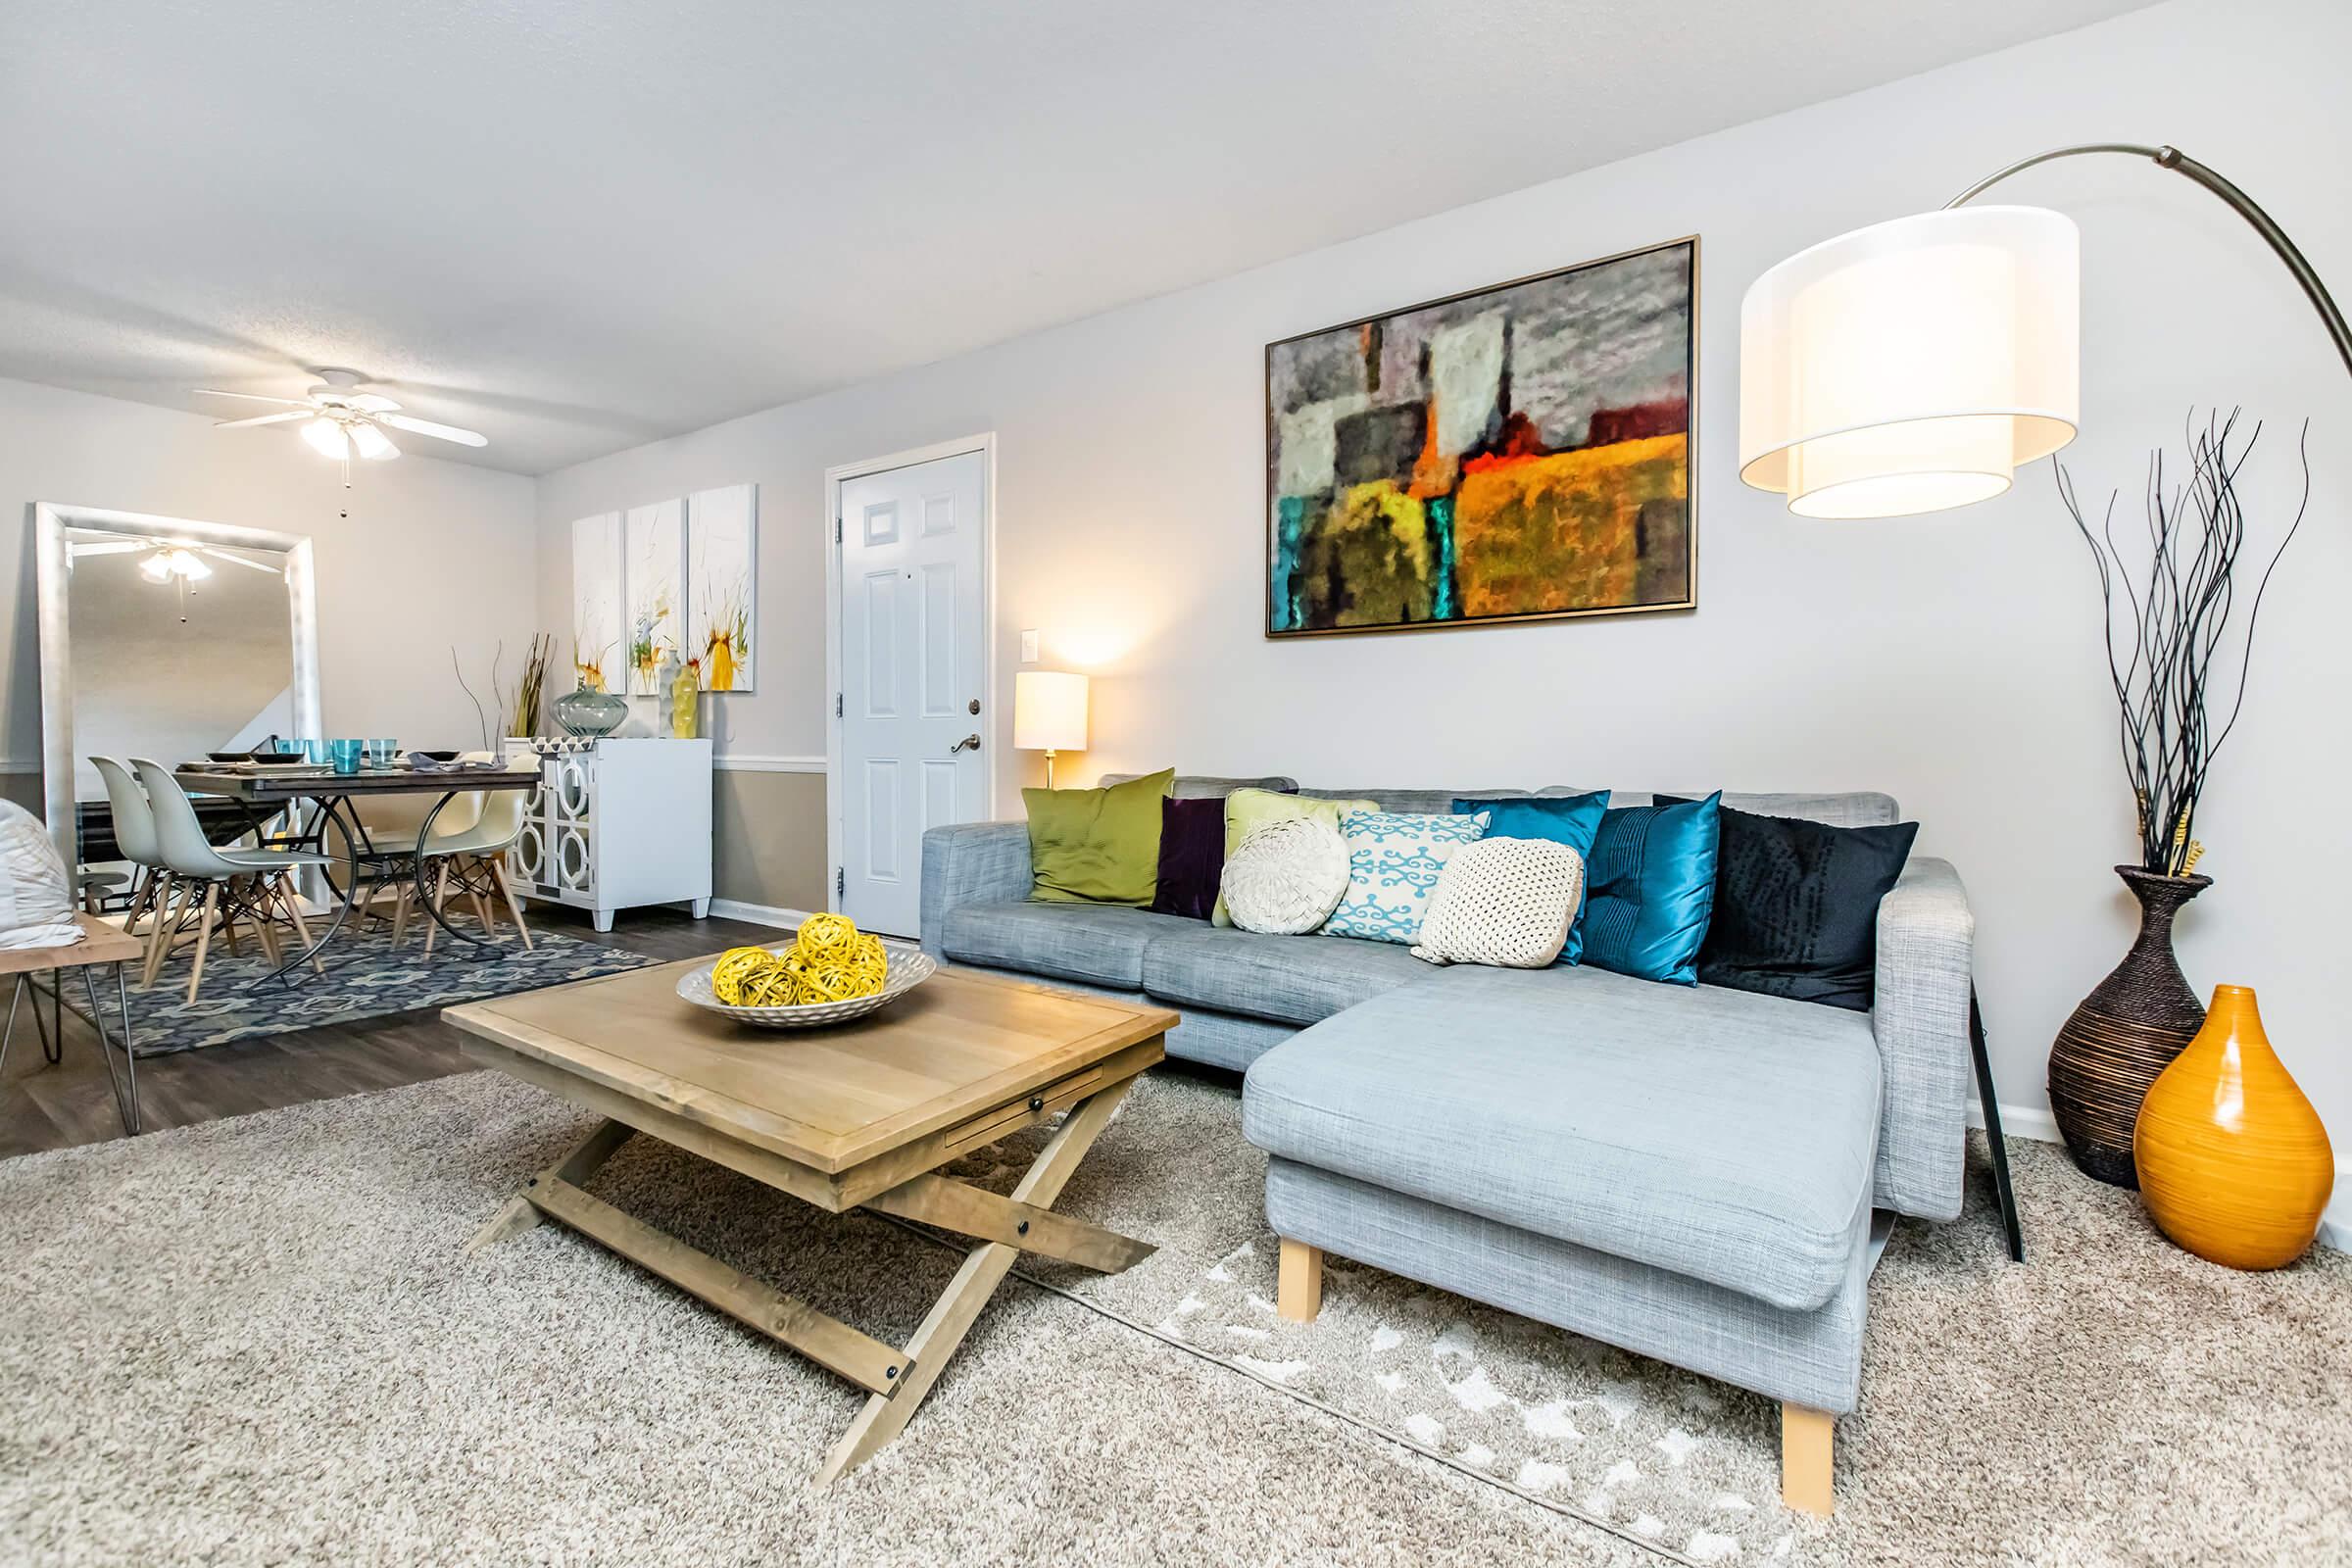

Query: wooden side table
[{"left": 2, "top": 914, "right": 149, "bottom": 1134}]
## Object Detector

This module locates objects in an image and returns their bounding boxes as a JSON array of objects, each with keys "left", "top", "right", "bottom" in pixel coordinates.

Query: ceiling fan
[{"left": 197, "top": 368, "right": 487, "bottom": 460}]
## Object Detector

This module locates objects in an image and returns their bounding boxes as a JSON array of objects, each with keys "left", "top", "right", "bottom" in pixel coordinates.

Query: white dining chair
[
  {"left": 131, "top": 759, "right": 335, "bottom": 1001},
  {"left": 88, "top": 757, "right": 167, "bottom": 935}
]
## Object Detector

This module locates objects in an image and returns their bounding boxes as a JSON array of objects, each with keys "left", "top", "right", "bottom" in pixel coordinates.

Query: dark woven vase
[{"left": 2047, "top": 867, "right": 2211, "bottom": 1188}]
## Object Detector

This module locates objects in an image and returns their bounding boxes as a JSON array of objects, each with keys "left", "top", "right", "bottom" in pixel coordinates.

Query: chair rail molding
[{"left": 711, "top": 754, "right": 827, "bottom": 773}]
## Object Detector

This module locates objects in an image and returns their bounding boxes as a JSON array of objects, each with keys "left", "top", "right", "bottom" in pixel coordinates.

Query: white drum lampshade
[
  {"left": 1740, "top": 205, "right": 2082, "bottom": 518},
  {"left": 1012, "top": 670, "right": 1088, "bottom": 787}
]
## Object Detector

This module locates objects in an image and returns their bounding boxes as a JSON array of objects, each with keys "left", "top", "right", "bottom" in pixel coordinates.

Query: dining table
[{"left": 171, "top": 760, "right": 544, "bottom": 986}]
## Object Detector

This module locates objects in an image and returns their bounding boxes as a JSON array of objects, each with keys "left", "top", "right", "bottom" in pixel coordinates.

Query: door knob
[
  {"left": 967, "top": 698, "right": 981, "bottom": 715},
  {"left": 949, "top": 733, "right": 982, "bottom": 755}
]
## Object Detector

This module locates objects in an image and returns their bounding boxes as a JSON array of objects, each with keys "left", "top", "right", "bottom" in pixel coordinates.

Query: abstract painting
[
  {"left": 623, "top": 498, "right": 685, "bottom": 694},
  {"left": 686, "top": 483, "right": 757, "bottom": 691},
  {"left": 568, "top": 512, "right": 623, "bottom": 692},
  {"left": 1265, "top": 236, "right": 1695, "bottom": 636}
]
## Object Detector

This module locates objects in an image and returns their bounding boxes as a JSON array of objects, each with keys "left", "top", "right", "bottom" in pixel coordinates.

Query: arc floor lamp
[
  {"left": 1735, "top": 144, "right": 2349, "bottom": 1264},
  {"left": 1739, "top": 143, "right": 2349, "bottom": 517}
]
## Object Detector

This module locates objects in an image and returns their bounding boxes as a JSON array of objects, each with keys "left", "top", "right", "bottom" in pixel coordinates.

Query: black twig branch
[{"left": 2057, "top": 408, "right": 2308, "bottom": 876}]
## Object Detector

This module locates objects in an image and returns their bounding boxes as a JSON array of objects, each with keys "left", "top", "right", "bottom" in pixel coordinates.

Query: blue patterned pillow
[{"left": 1321, "top": 809, "right": 1491, "bottom": 944}]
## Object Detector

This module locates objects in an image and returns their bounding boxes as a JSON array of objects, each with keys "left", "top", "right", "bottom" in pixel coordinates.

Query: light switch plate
[{"left": 1020, "top": 629, "right": 1040, "bottom": 662}]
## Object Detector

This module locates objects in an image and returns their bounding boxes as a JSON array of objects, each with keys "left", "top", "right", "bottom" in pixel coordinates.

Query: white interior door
[{"left": 837, "top": 448, "right": 988, "bottom": 937}]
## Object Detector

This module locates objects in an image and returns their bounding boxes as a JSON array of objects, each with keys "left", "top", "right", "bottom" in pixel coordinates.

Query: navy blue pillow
[
  {"left": 1150, "top": 796, "right": 1226, "bottom": 921},
  {"left": 1454, "top": 792, "right": 1611, "bottom": 962},
  {"left": 1581, "top": 793, "right": 1722, "bottom": 985}
]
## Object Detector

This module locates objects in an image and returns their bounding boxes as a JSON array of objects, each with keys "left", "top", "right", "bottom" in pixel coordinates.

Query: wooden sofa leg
[
  {"left": 1277, "top": 1238, "right": 1323, "bottom": 1322},
  {"left": 1781, "top": 1403, "right": 1835, "bottom": 1516}
]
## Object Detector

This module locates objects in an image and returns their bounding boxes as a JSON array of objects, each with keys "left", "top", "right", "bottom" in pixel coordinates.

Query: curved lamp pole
[{"left": 1946, "top": 143, "right": 2352, "bottom": 381}]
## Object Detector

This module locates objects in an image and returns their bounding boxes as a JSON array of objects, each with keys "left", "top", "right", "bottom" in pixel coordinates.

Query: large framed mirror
[{"left": 33, "top": 503, "right": 322, "bottom": 870}]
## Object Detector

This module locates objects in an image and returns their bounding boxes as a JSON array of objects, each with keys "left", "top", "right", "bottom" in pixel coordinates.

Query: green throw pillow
[
  {"left": 1025, "top": 768, "right": 1175, "bottom": 906},
  {"left": 1211, "top": 788, "right": 1379, "bottom": 926}
]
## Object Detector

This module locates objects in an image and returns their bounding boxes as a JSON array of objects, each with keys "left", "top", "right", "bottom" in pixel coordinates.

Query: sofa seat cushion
[
  {"left": 938, "top": 902, "right": 1200, "bottom": 989},
  {"left": 1241, "top": 963, "right": 1882, "bottom": 1311},
  {"left": 1142, "top": 926, "right": 1436, "bottom": 1027}
]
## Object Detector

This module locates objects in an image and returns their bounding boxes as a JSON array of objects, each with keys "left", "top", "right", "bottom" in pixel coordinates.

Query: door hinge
[
  {"left": 834, "top": 692, "right": 843, "bottom": 718},
  {"left": 835, "top": 866, "right": 846, "bottom": 898},
  {"left": 835, "top": 514, "right": 843, "bottom": 545}
]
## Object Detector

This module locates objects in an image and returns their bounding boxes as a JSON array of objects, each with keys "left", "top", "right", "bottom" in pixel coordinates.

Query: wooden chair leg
[
  {"left": 276, "top": 875, "right": 325, "bottom": 974},
  {"left": 466, "top": 871, "right": 499, "bottom": 939},
  {"left": 249, "top": 887, "right": 283, "bottom": 966},
  {"left": 489, "top": 859, "right": 533, "bottom": 951},
  {"left": 219, "top": 883, "right": 243, "bottom": 957},
  {"left": 1781, "top": 1404, "right": 1835, "bottom": 1516},
  {"left": 388, "top": 885, "right": 411, "bottom": 949},
  {"left": 1277, "top": 1237, "right": 1323, "bottom": 1322},
  {"left": 423, "top": 861, "right": 449, "bottom": 957},
  {"left": 186, "top": 883, "right": 220, "bottom": 1004},
  {"left": 139, "top": 876, "right": 178, "bottom": 988}
]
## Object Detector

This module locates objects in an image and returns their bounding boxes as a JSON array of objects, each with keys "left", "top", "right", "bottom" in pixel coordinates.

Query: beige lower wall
[{"left": 712, "top": 769, "right": 827, "bottom": 912}]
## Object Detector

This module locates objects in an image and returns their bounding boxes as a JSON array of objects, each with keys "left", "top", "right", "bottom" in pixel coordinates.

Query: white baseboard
[
  {"left": 707, "top": 898, "right": 815, "bottom": 929},
  {"left": 711, "top": 754, "right": 825, "bottom": 774},
  {"left": 1973, "top": 1099, "right": 2346, "bottom": 1254}
]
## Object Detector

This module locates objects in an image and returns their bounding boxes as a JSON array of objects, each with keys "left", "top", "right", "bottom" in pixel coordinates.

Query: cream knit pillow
[
  {"left": 1222, "top": 815, "right": 1350, "bottom": 935},
  {"left": 0, "top": 801, "right": 81, "bottom": 951},
  {"left": 1410, "top": 836, "right": 1584, "bottom": 969}
]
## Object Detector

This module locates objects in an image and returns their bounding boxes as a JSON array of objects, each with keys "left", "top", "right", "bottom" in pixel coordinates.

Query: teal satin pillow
[
  {"left": 1454, "top": 792, "right": 1610, "bottom": 962},
  {"left": 1580, "top": 792, "right": 1722, "bottom": 985}
]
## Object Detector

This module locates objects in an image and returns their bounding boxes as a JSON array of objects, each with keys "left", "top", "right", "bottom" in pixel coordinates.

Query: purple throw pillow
[{"left": 1151, "top": 796, "right": 1226, "bottom": 920}]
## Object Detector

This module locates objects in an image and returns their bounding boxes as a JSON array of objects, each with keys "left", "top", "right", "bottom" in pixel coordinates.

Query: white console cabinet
[{"left": 506, "top": 738, "right": 712, "bottom": 931}]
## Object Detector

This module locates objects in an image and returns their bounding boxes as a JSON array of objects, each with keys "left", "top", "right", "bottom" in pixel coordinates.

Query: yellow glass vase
[
  {"left": 668, "top": 658, "right": 701, "bottom": 739},
  {"left": 2133, "top": 984, "right": 2333, "bottom": 1270}
]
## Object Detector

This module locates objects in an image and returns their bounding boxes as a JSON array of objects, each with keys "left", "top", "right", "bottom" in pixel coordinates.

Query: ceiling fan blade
[
  {"left": 195, "top": 546, "right": 282, "bottom": 574},
  {"left": 214, "top": 411, "right": 312, "bottom": 429},
  {"left": 377, "top": 412, "right": 487, "bottom": 447},
  {"left": 195, "top": 389, "right": 314, "bottom": 407},
  {"left": 69, "top": 539, "right": 147, "bottom": 558},
  {"left": 346, "top": 392, "right": 402, "bottom": 413}
]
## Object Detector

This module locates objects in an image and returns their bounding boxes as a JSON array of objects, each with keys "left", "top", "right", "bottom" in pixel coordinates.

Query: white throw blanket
[{"left": 0, "top": 800, "right": 83, "bottom": 951}]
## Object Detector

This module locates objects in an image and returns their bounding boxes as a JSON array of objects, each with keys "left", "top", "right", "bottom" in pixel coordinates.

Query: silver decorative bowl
[{"left": 675, "top": 939, "right": 936, "bottom": 1030}]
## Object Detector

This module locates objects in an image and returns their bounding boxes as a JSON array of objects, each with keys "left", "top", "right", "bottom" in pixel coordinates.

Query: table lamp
[
  {"left": 1739, "top": 143, "right": 2348, "bottom": 517},
  {"left": 1013, "top": 670, "right": 1088, "bottom": 788}
]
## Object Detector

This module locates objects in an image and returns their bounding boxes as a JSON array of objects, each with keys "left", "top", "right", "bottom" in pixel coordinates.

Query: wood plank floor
[{"left": 0, "top": 906, "right": 789, "bottom": 1159}]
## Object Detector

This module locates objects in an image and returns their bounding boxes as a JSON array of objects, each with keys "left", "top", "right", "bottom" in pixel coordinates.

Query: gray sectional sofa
[{"left": 919, "top": 774, "right": 1979, "bottom": 1515}]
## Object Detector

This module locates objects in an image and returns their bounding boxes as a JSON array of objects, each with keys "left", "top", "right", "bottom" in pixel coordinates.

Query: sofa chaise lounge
[{"left": 920, "top": 775, "right": 1984, "bottom": 1513}]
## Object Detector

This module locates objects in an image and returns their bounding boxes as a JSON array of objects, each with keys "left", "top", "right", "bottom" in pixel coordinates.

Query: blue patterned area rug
[{"left": 64, "top": 924, "right": 662, "bottom": 1057}]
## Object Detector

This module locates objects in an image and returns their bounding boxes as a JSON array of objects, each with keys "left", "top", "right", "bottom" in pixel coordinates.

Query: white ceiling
[{"left": 1, "top": 0, "right": 2150, "bottom": 475}]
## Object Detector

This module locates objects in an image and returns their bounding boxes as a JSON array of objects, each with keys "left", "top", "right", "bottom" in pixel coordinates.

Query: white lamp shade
[
  {"left": 1013, "top": 670, "right": 1088, "bottom": 753},
  {"left": 301, "top": 416, "right": 350, "bottom": 460},
  {"left": 1740, "top": 205, "right": 2080, "bottom": 518}
]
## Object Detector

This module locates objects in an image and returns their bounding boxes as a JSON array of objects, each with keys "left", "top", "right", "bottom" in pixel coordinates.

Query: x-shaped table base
[{"left": 467, "top": 1074, "right": 1152, "bottom": 1485}]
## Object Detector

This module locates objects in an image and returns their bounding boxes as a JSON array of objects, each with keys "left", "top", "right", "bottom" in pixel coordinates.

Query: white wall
[
  {"left": 2, "top": 376, "right": 540, "bottom": 773},
  {"left": 534, "top": 0, "right": 2350, "bottom": 1216}
]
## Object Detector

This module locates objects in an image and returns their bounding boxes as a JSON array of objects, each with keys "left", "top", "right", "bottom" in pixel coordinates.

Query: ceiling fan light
[
  {"left": 349, "top": 420, "right": 398, "bottom": 460},
  {"left": 139, "top": 551, "right": 173, "bottom": 582},
  {"left": 172, "top": 548, "right": 213, "bottom": 580},
  {"left": 301, "top": 417, "right": 350, "bottom": 459}
]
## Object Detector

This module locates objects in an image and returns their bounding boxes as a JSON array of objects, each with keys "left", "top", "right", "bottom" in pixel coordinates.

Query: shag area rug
[
  {"left": 1, "top": 1066, "right": 2345, "bottom": 1567},
  {"left": 59, "top": 925, "right": 658, "bottom": 1055}
]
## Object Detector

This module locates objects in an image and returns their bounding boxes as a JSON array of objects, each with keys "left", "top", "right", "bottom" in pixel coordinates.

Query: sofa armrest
[
  {"left": 1871, "top": 856, "right": 1975, "bottom": 1221},
  {"left": 919, "top": 822, "right": 1034, "bottom": 957}
]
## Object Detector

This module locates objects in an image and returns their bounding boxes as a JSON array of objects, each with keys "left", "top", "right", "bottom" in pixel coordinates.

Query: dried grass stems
[{"left": 2057, "top": 408, "right": 2310, "bottom": 877}]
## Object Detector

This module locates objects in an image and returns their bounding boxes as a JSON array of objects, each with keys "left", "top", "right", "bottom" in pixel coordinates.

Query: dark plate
[
  {"left": 207, "top": 750, "right": 254, "bottom": 762},
  {"left": 416, "top": 749, "right": 462, "bottom": 762}
]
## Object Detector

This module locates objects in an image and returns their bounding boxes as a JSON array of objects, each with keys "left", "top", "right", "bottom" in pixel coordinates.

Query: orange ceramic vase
[{"left": 2133, "top": 985, "right": 2333, "bottom": 1270}]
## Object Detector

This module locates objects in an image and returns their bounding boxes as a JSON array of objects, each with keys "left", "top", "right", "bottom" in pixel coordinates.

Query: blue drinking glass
[
  {"left": 368, "top": 737, "right": 399, "bottom": 768},
  {"left": 303, "top": 739, "right": 328, "bottom": 764},
  {"left": 328, "top": 739, "right": 364, "bottom": 775}
]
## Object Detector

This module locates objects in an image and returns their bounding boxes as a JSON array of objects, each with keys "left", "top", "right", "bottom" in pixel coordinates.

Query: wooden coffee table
[{"left": 445, "top": 958, "right": 1174, "bottom": 1484}]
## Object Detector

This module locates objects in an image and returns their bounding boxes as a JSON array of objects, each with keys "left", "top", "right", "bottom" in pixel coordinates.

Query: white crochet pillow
[
  {"left": 0, "top": 801, "right": 82, "bottom": 951},
  {"left": 1222, "top": 815, "right": 1350, "bottom": 935},
  {"left": 1410, "top": 836, "right": 1584, "bottom": 969}
]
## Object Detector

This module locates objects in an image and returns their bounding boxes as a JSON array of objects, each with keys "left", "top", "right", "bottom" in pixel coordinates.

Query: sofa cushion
[
  {"left": 1103, "top": 773, "right": 1299, "bottom": 799},
  {"left": 1241, "top": 962, "right": 1881, "bottom": 1311},
  {"left": 1142, "top": 924, "right": 1435, "bottom": 1026},
  {"left": 939, "top": 902, "right": 1199, "bottom": 989},
  {"left": 1298, "top": 785, "right": 1592, "bottom": 815}
]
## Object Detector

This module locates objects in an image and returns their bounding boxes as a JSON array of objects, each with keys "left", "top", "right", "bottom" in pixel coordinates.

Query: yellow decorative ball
[{"left": 710, "top": 914, "right": 889, "bottom": 1007}]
